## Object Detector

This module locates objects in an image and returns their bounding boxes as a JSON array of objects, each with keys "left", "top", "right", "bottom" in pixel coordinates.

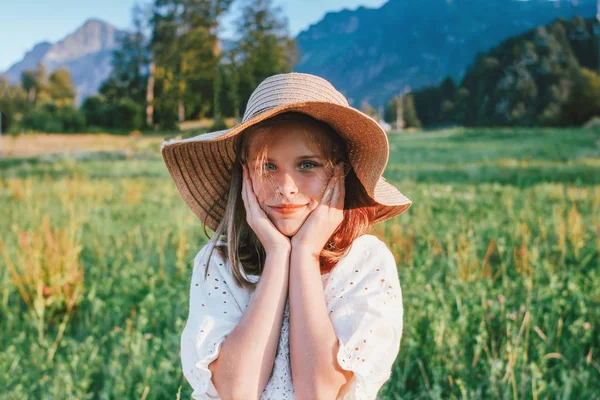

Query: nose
[{"left": 275, "top": 172, "right": 298, "bottom": 197}]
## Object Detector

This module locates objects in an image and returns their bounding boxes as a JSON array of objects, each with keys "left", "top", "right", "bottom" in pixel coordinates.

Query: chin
[
  {"left": 270, "top": 214, "right": 307, "bottom": 237},
  {"left": 276, "top": 220, "right": 303, "bottom": 237}
]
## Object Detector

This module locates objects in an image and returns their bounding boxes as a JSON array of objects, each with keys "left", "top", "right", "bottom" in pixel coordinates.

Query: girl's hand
[
  {"left": 241, "top": 163, "right": 291, "bottom": 254},
  {"left": 290, "top": 163, "right": 345, "bottom": 258}
]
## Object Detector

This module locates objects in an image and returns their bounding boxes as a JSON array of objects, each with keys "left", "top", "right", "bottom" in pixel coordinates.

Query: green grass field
[{"left": 1, "top": 127, "right": 599, "bottom": 399}]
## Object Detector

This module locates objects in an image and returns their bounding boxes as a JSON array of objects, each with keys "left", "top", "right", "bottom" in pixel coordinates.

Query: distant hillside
[
  {"left": 2, "top": 19, "right": 126, "bottom": 104},
  {"left": 412, "top": 16, "right": 600, "bottom": 127},
  {"left": 295, "top": 0, "right": 596, "bottom": 106},
  {"left": 2, "top": 1, "right": 597, "bottom": 108}
]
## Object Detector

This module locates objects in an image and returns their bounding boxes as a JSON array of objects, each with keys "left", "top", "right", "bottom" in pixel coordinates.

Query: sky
[{"left": 0, "top": 0, "right": 388, "bottom": 72}]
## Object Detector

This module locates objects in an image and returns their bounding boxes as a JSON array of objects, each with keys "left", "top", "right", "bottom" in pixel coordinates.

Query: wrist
[
  {"left": 265, "top": 244, "right": 292, "bottom": 257},
  {"left": 290, "top": 244, "right": 321, "bottom": 261}
]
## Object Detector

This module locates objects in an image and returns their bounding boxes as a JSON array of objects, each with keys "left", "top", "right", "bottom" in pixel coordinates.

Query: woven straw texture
[{"left": 161, "top": 73, "right": 412, "bottom": 231}]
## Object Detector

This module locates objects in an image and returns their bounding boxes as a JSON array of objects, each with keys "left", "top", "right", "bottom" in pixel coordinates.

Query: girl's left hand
[{"left": 290, "top": 163, "right": 345, "bottom": 258}]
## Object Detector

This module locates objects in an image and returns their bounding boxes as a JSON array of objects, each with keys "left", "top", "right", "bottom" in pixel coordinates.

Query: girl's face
[{"left": 245, "top": 120, "right": 336, "bottom": 237}]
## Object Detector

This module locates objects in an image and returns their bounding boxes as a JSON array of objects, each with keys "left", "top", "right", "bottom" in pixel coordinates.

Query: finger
[{"left": 244, "top": 168, "right": 264, "bottom": 214}]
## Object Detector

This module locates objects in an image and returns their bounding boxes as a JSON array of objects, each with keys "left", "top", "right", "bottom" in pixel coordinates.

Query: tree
[
  {"left": 224, "top": 48, "right": 241, "bottom": 121},
  {"left": 149, "top": 0, "right": 234, "bottom": 127},
  {"left": 48, "top": 68, "right": 76, "bottom": 106},
  {"left": 412, "top": 76, "right": 457, "bottom": 127},
  {"left": 234, "top": 0, "right": 298, "bottom": 117},
  {"left": 21, "top": 63, "right": 49, "bottom": 106},
  {"left": 360, "top": 100, "right": 378, "bottom": 119},
  {"left": 101, "top": 3, "right": 151, "bottom": 105},
  {"left": 384, "top": 94, "right": 421, "bottom": 128},
  {"left": 0, "top": 77, "right": 27, "bottom": 133},
  {"left": 21, "top": 102, "right": 85, "bottom": 133},
  {"left": 564, "top": 68, "right": 600, "bottom": 125},
  {"left": 81, "top": 96, "right": 108, "bottom": 127},
  {"left": 402, "top": 94, "right": 421, "bottom": 128}
]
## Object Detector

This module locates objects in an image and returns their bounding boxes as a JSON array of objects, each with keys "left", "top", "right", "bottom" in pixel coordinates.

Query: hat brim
[{"left": 161, "top": 101, "right": 412, "bottom": 231}]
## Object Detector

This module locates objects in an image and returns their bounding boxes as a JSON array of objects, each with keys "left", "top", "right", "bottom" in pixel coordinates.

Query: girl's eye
[
  {"left": 299, "top": 161, "right": 317, "bottom": 169},
  {"left": 263, "top": 163, "right": 276, "bottom": 171}
]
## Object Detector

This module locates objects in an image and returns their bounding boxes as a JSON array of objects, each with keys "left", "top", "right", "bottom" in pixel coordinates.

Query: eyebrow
[
  {"left": 253, "top": 154, "right": 323, "bottom": 162},
  {"left": 294, "top": 154, "right": 322, "bottom": 159}
]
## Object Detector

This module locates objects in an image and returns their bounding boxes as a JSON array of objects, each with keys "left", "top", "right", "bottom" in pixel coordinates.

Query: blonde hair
[{"left": 201, "top": 112, "right": 376, "bottom": 290}]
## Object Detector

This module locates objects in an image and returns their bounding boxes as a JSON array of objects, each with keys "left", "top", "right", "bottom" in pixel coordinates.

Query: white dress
[{"left": 180, "top": 234, "right": 404, "bottom": 400}]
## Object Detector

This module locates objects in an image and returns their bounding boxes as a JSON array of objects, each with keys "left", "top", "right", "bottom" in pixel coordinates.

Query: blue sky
[{"left": 0, "top": 0, "right": 387, "bottom": 72}]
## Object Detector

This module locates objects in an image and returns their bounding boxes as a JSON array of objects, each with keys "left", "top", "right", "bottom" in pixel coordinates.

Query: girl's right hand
[{"left": 241, "top": 163, "right": 291, "bottom": 254}]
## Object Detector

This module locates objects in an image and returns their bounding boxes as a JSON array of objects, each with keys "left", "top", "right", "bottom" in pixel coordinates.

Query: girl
[{"left": 161, "top": 73, "right": 412, "bottom": 400}]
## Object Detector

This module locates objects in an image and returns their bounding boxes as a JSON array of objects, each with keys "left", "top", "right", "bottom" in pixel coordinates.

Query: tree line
[
  {"left": 0, "top": 0, "right": 296, "bottom": 133},
  {"left": 409, "top": 16, "right": 600, "bottom": 128}
]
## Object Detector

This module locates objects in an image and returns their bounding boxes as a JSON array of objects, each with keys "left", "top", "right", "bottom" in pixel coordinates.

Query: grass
[{"left": 0, "top": 127, "right": 599, "bottom": 399}]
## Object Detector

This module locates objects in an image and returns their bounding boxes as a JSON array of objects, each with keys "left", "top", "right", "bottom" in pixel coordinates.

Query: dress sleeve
[
  {"left": 328, "top": 238, "right": 404, "bottom": 400},
  {"left": 180, "top": 244, "right": 245, "bottom": 399}
]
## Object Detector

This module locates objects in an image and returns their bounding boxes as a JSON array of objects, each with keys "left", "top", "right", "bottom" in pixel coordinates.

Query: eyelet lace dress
[{"left": 180, "top": 234, "right": 404, "bottom": 399}]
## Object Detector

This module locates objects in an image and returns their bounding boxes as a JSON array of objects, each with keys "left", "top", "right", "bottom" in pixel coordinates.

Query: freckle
[
  {"left": 214, "top": 287, "right": 219, "bottom": 289},
  {"left": 354, "top": 269, "right": 359, "bottom": 272},
  {"left": 222, "top": 291, "right": 227, "bottom": 294},
  {"left": 202, "top": 304, "right": 205, "bottom": 307},
  {"left": 215, "top": 278, "right": 219, "bottom": 281},
  {"left": 362, "top": 359, "right": 365, "bottom": 362},
  {"left": 381, "top": 279, "right": 385, "bottom": 282},
  {"left": 207, "top": 274, "right": 210, "bottom": 276},
  {"left": 357, "top": 357, "right": 360, "bottom": 359},
  {"left": 363, "top": 339, "right": 367, "bottom": 343},
  {"left": 355, "top": 347, "right": 359, "bottom": 351},
  {"left": 219, "top": 263, "right": 223, "bottom": 266},
  {"left": 350, "top": 282, "right": 354, "bottom": 285},
  {"left": 364, "top": 287, "right": 368, "bottom": 290},
  {"left": 224, "top": 311, "right": 227, "bottom": 314},
  {"left": 200, "top": 329, "right": 204, "bottom": 332},
  {"left": 388, "top": 285, "right": 392, "bottom": 288},
  {"left": 224, "top": 301, "right": 227, "bottom": 303},
  {"left": 195, "top": 284, "right": 199, "bottom": 286},
  {"left": 376, "top": 268, "right": 380, "bottom": 271}
]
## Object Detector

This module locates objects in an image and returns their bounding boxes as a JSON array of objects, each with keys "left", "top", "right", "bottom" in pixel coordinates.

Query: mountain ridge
[
  {"left": 2, "top": 0, "right": 597, "bottom": 107},
  {"left": 2, "top": 18, "right": 127, "bottom": 104}
]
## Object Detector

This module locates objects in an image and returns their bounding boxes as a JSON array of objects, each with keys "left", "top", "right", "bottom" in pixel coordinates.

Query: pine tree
[
  {"left": 101, "top": 4, "right": 151, "bottom": 105},
  {"left": 234, "top": 0, "right": 298, "bottom": 116},
  {"left": 150, "top": 0, "right": 234, "bottom": 127}
]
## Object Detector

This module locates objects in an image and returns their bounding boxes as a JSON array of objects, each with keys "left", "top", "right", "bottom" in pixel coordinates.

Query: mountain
[
  {"left": 2, "top": 1, "right": 597, "bottom": 108},
  {"left": 2, "top": 19, "right": 126, "bottom": 104},
  {"left": 294, "top": 0, "right": 597, "bottom": 106}
]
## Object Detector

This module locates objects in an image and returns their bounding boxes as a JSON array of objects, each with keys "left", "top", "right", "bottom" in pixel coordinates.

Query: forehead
[{"left": 246, "top": 119, "right": 331, "bottom": 157}]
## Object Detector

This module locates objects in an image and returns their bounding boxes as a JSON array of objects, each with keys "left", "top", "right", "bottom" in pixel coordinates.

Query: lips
[{"left": 269, "top": 204, "right": 305, "bottom": 215}]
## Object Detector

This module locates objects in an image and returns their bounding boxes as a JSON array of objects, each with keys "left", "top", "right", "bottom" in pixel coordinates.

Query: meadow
[{"left": 0, "top": 127, "right": 599, "bottom": 399}]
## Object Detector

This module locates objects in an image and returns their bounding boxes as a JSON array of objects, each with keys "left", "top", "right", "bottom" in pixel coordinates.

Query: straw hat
[{"left": 161, "top": 72, "right": 412, "bottom": 232}]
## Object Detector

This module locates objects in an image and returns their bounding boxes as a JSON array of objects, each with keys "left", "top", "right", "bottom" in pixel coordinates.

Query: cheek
[
  {"left": 251, "top": 177, "right": 275, "bottom": 205},
  {"left": 306, "top": 178, "right": 328, "bottom": 200}
]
